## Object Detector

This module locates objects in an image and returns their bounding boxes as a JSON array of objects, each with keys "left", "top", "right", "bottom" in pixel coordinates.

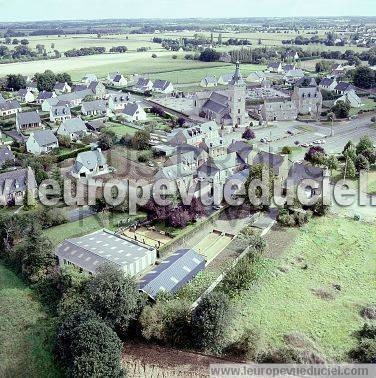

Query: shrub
[
  {"left": 361, "top": 306, "right": 376, "bottom": 320},
  {"left": 278, "top": 213, "right": 295, "bottom": 227},
  {"left": 230, "top": 327, "right": 265, "bottom": 361},
  {"left": 350, "top": 339, "right": 376, "bottom": 363},
  {"left": 191, "top": 292, "right": 230, "bottom": 352},
  {"left": 151, "top": 53, "right": 157, "bottom": 58},
  {"left": 355, "top": 154, "right": 370, "bottom": 172},
  {"left": 281, "top": 146, "right": 292, "bottom": 155}
]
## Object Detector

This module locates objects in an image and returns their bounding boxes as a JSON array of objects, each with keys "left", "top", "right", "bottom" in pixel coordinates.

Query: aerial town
[{"left": 0, "top": 3, "right": 375, "bottom": 378}]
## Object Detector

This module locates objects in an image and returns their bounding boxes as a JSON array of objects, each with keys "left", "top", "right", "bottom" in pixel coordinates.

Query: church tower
[{"left": 227, "top": 61, "right": 246, "bottom": 127}]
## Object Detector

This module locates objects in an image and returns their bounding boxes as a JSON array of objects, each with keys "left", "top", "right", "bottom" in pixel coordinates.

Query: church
[{"left": 193, "top": 61, "right": 249, "bottom": 131}]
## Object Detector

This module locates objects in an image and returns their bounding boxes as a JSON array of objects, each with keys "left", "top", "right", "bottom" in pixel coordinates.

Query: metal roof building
[
  {"left": 139, "top": 248, "right": 206, "bottom": 300},
  {"left": 55, "top": 229, "right": 157, "bottom": 276}
]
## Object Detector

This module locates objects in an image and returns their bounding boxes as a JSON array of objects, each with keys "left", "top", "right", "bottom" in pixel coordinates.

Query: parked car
[
  {"left": 300, "top": 143, "right": 309, "bottom": 147},
  {"left": 287, "top": 130, "right": 295, "bottom": 135}
]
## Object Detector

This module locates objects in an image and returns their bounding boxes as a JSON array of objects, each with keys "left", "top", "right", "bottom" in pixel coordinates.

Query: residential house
[
  {"left": 291, "top": 86, "right": 323, "bottom": 116},
  {"left": 296, "top": 76, "right": 317, "bottom": 87},
  {"left": 261, "top": 99, "right": 298, "bottom": 121},
  {"left": 26, "top": 130, "right": 59, "bottom": 155},
  {"left": 284, "top": 50, "right": 300, "bottom": 61},
  {"left": 50, "top": 103, "right": 71, "bottom": 123},
  {"left": 267, "top": 62, "right": 283, "bottom": 74},
  {"left": 152, "top": 79, "right": 174, "bottom": 94},
  {"left": 88, "top": 81, "right": 107, "bottom": 98},
  {"left": 217, "top": 72, "right": 234, "bottom": 85},
  {"left": 71, "top": 148, "right": 108, "bottom": 178},
  {"left": 55, "top": 229, "right": 156, "bottom": 276},
  {"left": 139, "top": 248, "right": 206, "bottom": 300},
  {"left": 319, "top": 77, "right": 338, "bottom": 91},
  {"left": 155, "top": 163, "right": 193, "bottom": 188},
  {"left": 200, "top": 76, "right": 217, "bottom": 87},
  {"left": 0, "top": 100, "right": 22, "bottom": 117},
  {"left": 0, "top": 167, "right": 37, "bottom": 206},
  {"left": 85, "top": 119, "right": 105, "bottom": 133},
  {"left": 41, "top": 97, "right": 59, "bottom": 112},
  {"left": 108, "top": 93, "right": 131, "bottom": 113},
  {"left": 331, "top": 63, "right": 346, "bottom": 77},
  {"left": 334, "top": 82, "right": 355, "bottom": 95},
  {"left": 284, "top": 69, "right": 305, "bottom": 83},
  {"left": 16, "top": 111, "right": 42, "bottom": 131},
  {"left": 82, "top": 74, "right": 98, "bottom": 86},
  {"left": 227, "top": 140, "right": 253, "bottom": 165},
  {"left": 197, "top": 152, "right": 239, "bottom": 184},
  {"left": 26, "top": 82, "right": 38, "bottom": 94},
  {"left": 249, "top": 150, "right": 289, "bottom": 179},
  {"left": 107, "top": 72, "right": 128, "bottom": 87},
  {"left": 53, "top": 82, "right": 71, "bottom": 95},
  {"left": 134, "top": 78, "right": 153, "bottom": 93},
  {"left": 59, "top": 90, "right": 93, "bottom": 108},
  {"left": 16, "top": 89, "right": 35, "bottom": 103},
  {"left": 246, "top": 71, "right": 266, "bottom": 83},
  {"left": 36, "top": 91, "right": 56, "bottom": 105},
  {"left": 121, "top": 102, "right": 146, "bottom": 122},
  {"left": 57, "top": 117, "right": 88, "bottom": 141},
  {"left": 283, "top": 64, "right": 296, "bottom": 73},
  {"left": 334, "top": 91, "right": 363, "bottom": 108},
  {"left": 0, "top": 146, "right": 15, "bottom": 167},
  {"left": 81, "top": 100, "right": 108, "bottom": 116}
]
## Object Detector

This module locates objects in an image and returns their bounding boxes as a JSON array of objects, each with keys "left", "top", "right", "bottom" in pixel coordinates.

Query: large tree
[
  {"left": 353, "top": 66, "right": 376, "bottom": 89},
  {"left": 84, "top": 263, "right": 143, "bottom": 335},
  {"left": 191, "top": 292, "right": 231, "bottom": 351},
  {"left": 6, "top": 74, "right": 26, "bottom": 90}
]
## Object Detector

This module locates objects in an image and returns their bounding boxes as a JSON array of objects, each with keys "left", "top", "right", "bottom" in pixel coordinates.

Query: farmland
[
  {"left": 229, "top": 216, "right": 376, "bottom": 361},
  {"left": 0, "top": 263, "right": 61, "bottom": 377}
]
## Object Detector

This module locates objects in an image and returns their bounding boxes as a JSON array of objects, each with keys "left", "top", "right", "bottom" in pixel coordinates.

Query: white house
[
  {"left": 42, "top": 97, "right": 59, "bottom": 112},
  {"left": 57, "top": 118, "right": 88, "bottom": 141},
  {"left": 267, "top": 62, "right": 283, "bottom": 74},
  {"left": 121, "top": 102, "right": 147, "bottom": 122},
  {"left": 36, "top": 91, "right": 56, "bottom": 105},
  {"left": 82, "top": 74, "right": 98, "bottom": 86},
  {"left": 319, "top": 78, "right": 338, "bottom": 91},
  {"left": 16, "top": 89, "right": 35, "bottom": 103},
  {"left": 108, "top": 93, "right": 131, "bottom": 113},
  {"left": 26, "top": 130, "right": 59, "bottom": 155},
  {"left": 108, "top": 72, "right": 128, "bottom": 87},
  {"left": 50, "top": 103, "right": 72, "bottom": 123},
  {"left": 54, "top": 82, "right": 72, "bottom": 95},
  {"left": 71, "top": 149, "right": 108, "bottom": 178},
  {"left": 152, "top": 80, "right": 174, "bottom": 94},
  {"left": 200, "top": 76, "right": 217, "bottom": 87},
  {"left": 26, "top": 82, "right": 39, "bottom": 94},
  {"left": 134, "top": 78, "right": 153, "bottom": 92},
  {"left": 334, "top": 91, "right": 363, "bottom": 108},
  {"left": 81, "top": 100, "right": 108, "bottom": 116},
  {"left": 284, "top": 69, "right": 305, "bottom": 83},
  {"left": 0, "top": 100, "right": 22, "bottom": 117}
]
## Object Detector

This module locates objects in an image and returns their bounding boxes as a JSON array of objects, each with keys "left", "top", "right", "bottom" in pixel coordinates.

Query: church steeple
[{"left": 229, "top": 60, "right": 244, "bottom": 86}]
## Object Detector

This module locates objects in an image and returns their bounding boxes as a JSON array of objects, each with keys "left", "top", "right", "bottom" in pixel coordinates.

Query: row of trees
[{"left": 64, "top": 46, "right": 106, "bottom": 57}]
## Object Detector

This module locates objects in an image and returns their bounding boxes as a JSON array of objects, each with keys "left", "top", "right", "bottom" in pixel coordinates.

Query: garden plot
[
  {"left": 123, "top": 226, "right": 172, "bottom": 249},
  {"left": 194, "top": 230, "right": 234, "bottom": 262}
]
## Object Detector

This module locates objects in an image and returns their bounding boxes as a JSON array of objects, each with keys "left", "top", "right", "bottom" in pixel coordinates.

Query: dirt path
[{"left": 123, "top": 341, "right": 236, "bottom": 378}]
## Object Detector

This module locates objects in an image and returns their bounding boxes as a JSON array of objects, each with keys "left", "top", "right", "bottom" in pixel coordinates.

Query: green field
[
  {"left": 43, "top": 211, "right": 145, "bottom": 246},
  {"left": 0, "top": 263, "right": 61, "bottom": 377},
  {"left": 230, "top": 216, "right": 376, "bottom": 361},
  {"left": 349, "top": 98, "right": 376, "bottom": 116},
  {"left": 105, "top": 121, "right": 138, "bottom": 136}
]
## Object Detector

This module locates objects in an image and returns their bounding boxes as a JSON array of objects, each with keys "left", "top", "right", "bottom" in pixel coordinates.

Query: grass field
[
  {"left": 349, "top": 98, "right": 376, "bottom": 116},
  {"left": 230, "top": 216, "right": 376, "bottom": 361},
  {"left": 0, "top": 263, "right": 61, "bottom": 377},
  {"left": 43, "top": 211, "right": 145, "bottom": 246},
  {"left": 104, "top": 121, "right": 138, "bottom": 136}
]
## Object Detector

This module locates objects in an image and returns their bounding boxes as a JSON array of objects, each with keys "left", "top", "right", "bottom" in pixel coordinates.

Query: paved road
[{"left": 253, "top": 113, "right": 376, "bottom": 159}]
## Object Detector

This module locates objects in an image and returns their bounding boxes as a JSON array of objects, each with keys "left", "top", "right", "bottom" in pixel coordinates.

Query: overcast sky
[{"left": 0, "top": 0, "right": 375, "bottom": 22}]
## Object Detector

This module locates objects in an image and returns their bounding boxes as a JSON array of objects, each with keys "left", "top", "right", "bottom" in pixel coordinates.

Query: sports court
[
  {"left": 123, "top": 226, "right": 172, "bottom": 249},
  {"left": 194, "top": 230, "right": 234, "bottom": 262}
]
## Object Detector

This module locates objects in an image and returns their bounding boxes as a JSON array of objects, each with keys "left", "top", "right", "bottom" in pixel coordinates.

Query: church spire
[{"left": 230, "top": 60, "right": 244, "bottom": 85}]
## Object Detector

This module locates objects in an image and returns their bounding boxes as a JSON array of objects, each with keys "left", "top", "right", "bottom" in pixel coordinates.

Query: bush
[
  {"left": 350, "top": 339, "right": 376, "bottom": 363},
  {"left": 230, "top": 327, "right": 265, "bottom": 361},
  {"left": 191, "top": 292, "right": 230, "bottom": 352},
  {"left": 281, "top": 146, "right": 292, "bottom": 155},
  {"left": 260, "top": 346, "right": 326, "bottom": 363},
  {"left": 278, "top": 213, "right": 296, "bottom": 227},
  {"left": 361, "top": 306, "right": 376, "bottom": 320}
]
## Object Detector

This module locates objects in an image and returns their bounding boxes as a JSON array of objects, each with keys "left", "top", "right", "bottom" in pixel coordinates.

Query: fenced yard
[{"left": 194, "top": 230, "right": 235, "bottom": 262}]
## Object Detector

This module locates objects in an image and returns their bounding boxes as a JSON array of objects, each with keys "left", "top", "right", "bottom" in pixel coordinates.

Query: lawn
[
  {"left": 44, "top": 211, "right": 145, "bottom": 246},
  {"left": 349, "top": 98, "right": 376, "bottom": 116},
  {"left": 0, "top": 263, "right": 62, "bottom": 377},
  {"left": 105, "top": 121, "right": 138, "bottom": 136},
  {"left": 230, "top": 216, "right": 376, "bottom": 361}
]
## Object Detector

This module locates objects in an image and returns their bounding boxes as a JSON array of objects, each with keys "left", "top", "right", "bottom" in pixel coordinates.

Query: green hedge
[{"left": 56, "top": 145, "right": 91, "bottom": 162}]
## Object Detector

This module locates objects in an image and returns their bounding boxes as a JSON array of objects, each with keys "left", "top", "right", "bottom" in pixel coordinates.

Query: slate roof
[
  {"left": 153, "top": 79, "right": 172, "bottom": 91},
  {"left": 0, "top": 146, "right": 15, "bottom": 166},
  {"left": 253, "top": 151, "right": 284, "bottom": 175},
  {"left": 0, "top": 94, "right": 5, "bottom": 103},
  {"left": 17, "top": 89, "right": 29, "bottom": 97},
  {"left": 268, "top": 62, "right": 282, "bottom": 69},
  {"left": 59, "top": 89, "right": 93, "bottom": 102},
  {"left": 0, "top": 168, "right": 37, "bottom": 194},
  {"left": 17, "top": 111, "right": 41, "bottom": 126},
  {"left": 202, "top": 92, "right": 229, "bottom": 115},
  {"left": 82, "top": 99, "right": 107, "bottom": 113},
  {"left": 334, "top": 82, "right": 354, "bottom": 92},
  {"left": 73, "top": 149, "right": 106, "bottom": 172},
  {"left": 139, "top": 248, "right": 206, "bottom": 300},
  {"left": 54, "top": 82, "right": 68, "bottom": 90},
  {"left": 31, "top": 130, "right": 58, "bottom": 147},
  {"left": 288, "top": 162, "right": 326, "bottom": 185},
  {"left": 197, "top": 159, "right": 220, "bottom": 176},
  {"left": 37, "top": 91, "right": 54, "bottom": 100},
  {"left": 123, "top": 102, "right": 141, "bottom": 116},
  {"left": 113, "top": 74, "right": 124, "bottom": 83},
  {"left": 319, "top": 78, "right": 335, "bottom": 87},
  {"left": 59, "top": 118, "right": 87, "bottom": 134},
  {"left": 296, "top": 77, "right": 317, "bottom": 87},
  {"left": 227, "top": 140, "right": 253, "bottom": 163},
  {"left": 283, "top": 64, "right": 295, "bottom": 72},
  {"left": 155, "top": 163, "right": 193, "bottom": 180},
  {"left": 55, "top": 229, "right": 156, "bottom": 275},
  {"left": 0, "top": 100, "right": 21, "bottom": 112},
  {"left": 51, "top": 104, "right": 71, "bottom": 117}
]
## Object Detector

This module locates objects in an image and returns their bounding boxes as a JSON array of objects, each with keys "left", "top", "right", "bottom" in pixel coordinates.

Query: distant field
[
  {"left": 0, "top": 52, "right": 231, "bottom": 81},
  {"left": 0, "top": 263, "right": 61, "bottom": 377},
  {"left": 230, "top": 216, "right": 376, "bottom": 361}
]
